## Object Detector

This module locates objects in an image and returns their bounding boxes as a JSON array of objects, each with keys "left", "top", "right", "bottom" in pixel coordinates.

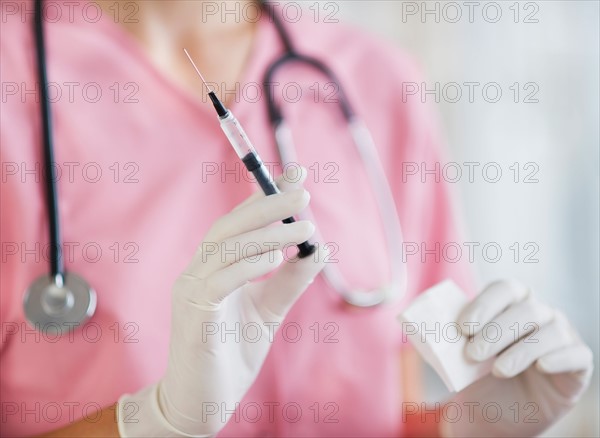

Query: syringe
[{"left": 184, "top": 50, "right": 316, "bottom": 259}]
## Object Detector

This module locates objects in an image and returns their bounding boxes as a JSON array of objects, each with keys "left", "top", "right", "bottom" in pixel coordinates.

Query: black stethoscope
[
  {"left": 23, "top": 0, "right": 97, "bottom": 336},
  {"left": 24, "top": 0, "right": 406, "bottom": 336}
]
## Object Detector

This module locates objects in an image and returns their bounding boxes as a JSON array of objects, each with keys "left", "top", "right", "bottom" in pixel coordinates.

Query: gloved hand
[
  {"left": 440, "top": 280, "right": 594, "bottom": 437},
  {"left": 117, "top": 169, "right": 326, "bottom": 437}
]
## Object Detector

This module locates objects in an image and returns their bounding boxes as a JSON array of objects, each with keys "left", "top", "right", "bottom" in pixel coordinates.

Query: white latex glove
[
  {"left": 441, "top": 280, "right": 594, "bottom": 437},
  {"left": 117, "top": 169, "right": 326, "bottom": 437}
]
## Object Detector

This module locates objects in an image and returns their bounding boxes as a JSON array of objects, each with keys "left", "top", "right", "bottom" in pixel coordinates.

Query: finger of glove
[
  {"left": 248, "top": 244, "right": 328, "bottom": 320},
  {"left": 186, "top": 189, "right": 309, "bottom": 275},
  {"left": 466, "top": 295, "right": 555, "bottom": 361},
  {"left": 188, "top": 250, "right": 285, "bottom": 309},
  {"left": 492, "top": 312, "right": 575, "bottom": 378},
  {"left": 232, "top": 167, "right": 308, "bottom": 212},
  {"left": 458, "top": 279, "right": 530, "bottom": 337},
  {"left": 188, "top": 220, "right": 315, "bottom": 278},
  {"left": 536, "top": 342, "right": 594, "bottom": 375},
  {"left": 204, "top": 188, "right": 310, "bottom": 245},
  {"left": 277, "top": 165, "right": 308, "bottom": 192}
]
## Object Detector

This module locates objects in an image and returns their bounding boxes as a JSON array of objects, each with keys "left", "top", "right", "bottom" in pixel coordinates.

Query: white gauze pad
[{"left": 397, "top": 280, "right": 494, "bottom": 392}]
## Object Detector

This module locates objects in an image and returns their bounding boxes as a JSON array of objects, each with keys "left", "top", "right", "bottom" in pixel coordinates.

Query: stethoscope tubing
[
  {"left": 261, "top": 1, "right": 407, "bottom": 306},
  {"left": 33, "top": 0, "right": 64, "bottom": 282}
]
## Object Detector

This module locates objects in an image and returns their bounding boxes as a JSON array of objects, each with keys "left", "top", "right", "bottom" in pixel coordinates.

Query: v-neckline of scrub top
[{"left": 91, "top": 6, "right": 275, "bottom": 123}]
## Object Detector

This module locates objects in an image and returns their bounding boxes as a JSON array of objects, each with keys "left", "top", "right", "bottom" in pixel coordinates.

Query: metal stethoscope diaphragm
[{"left": 24, "top": 273, "right": 96, "bottom": 336}]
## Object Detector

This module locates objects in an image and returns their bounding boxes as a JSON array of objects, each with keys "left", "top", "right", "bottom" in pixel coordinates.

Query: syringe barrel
[{"left": 219, "top": 112, "right": 256, "bottom": 159}]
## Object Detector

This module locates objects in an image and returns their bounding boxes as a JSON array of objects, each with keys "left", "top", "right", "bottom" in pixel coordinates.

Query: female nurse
[{"left": 0, "top": 0, "right": 593, "bottom": 436}]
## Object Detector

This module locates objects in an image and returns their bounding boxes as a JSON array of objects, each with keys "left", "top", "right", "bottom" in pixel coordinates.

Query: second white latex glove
[
  {"left": 118, "top": 170, "right": 327, "bottom": 437},
  {"left": 441, "top": 280, "right": 594, "bottom": 437}
]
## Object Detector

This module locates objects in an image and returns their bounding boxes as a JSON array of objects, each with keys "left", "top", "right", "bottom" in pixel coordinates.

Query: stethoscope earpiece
[{"left": 23, "top": 273, "right": 96, "bottom": 336}]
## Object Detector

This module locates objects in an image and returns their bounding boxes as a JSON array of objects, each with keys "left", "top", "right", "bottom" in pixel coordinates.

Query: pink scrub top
[{"left": 0, "top": 2, "right": 474, "bottom": 436}]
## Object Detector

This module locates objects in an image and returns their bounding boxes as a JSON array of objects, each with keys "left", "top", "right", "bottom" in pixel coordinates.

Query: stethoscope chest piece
[{"left": 23, "top": 273, "right": 97, "bottom": 335}]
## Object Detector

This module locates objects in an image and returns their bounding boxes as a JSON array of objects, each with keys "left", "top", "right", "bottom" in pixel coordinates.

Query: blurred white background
[{"left": 328, "top": 0, "right": 599, "bottom": 436}]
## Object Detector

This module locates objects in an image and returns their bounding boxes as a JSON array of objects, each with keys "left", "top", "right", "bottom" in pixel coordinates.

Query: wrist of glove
[
  {"left": 117, "top": 168, "right": 326, "bottom": 437},
  {"left": 117, "top": 384, "right": 201, "bottom": 438},
  {"left": 439, "top": 280, "right": 594, "bottom": 437}
]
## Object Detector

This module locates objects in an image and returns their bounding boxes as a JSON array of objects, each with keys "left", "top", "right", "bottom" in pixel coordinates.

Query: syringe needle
[
  {"left": 183, "top": 48, "right": 212, "bottom": 93},
  {"left": 183, "top": 48, "right": 228, "bottom": 117}
]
